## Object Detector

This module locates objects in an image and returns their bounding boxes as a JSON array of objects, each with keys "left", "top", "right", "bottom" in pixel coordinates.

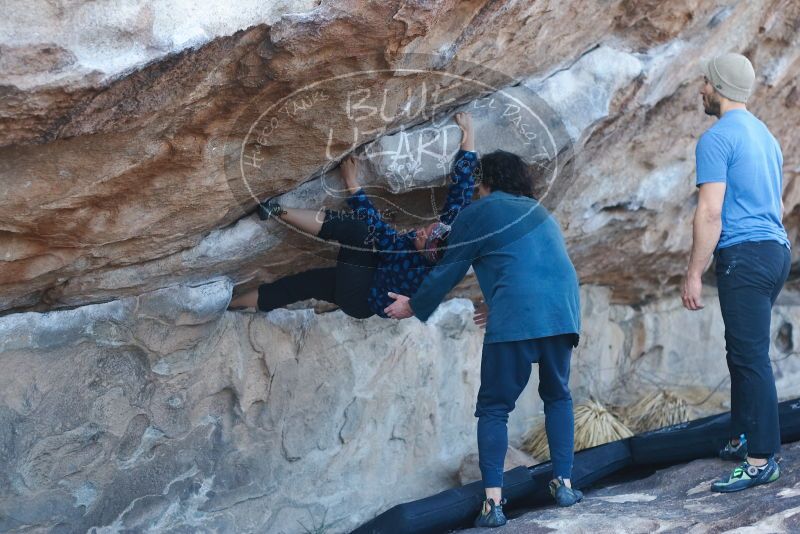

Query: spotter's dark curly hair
[{"left": 476, "top": 150, "right": 534, "bottom": 198}]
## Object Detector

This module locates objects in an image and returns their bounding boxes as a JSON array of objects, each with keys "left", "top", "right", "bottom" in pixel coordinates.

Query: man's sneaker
[
  {"left": 257, "top": 201, "right": 286, "bottom": 220},
  {"left": 474, "top": 498, "right": 507, "bottom": 528},
  {"left": 549, "top": 477, "right": 583, "bottom": 507},
  {"left": 719, "top": 434, "right": 748, "bottom": 461},
  {"left": 711, "top": 457, "right": 780, "bottom": 493}
]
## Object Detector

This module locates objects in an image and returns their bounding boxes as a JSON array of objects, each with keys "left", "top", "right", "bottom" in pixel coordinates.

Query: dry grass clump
[
  {"left": 521, "top": 399, "right": 634, "bottom": 460},
  {"left": 620, "top": 390, "right": 692, "bottom": 433}
]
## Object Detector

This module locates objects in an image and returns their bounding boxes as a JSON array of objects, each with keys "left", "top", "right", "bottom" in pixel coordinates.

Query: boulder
[{"left": 0, "top": 0, "right": 798, "bottom": 312}]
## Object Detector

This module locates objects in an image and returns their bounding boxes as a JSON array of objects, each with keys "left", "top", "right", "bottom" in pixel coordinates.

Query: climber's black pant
[
  {"left": 716, "top": 240, "right": 791, "bottom": 457},
  {"left": 257, "top": 210, "right": 378, "bottom": 319}
]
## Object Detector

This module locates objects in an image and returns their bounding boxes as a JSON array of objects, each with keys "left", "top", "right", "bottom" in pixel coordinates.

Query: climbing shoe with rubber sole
[
  {"left": 711, "top": 457, "right": 780, "bottom": 493},
  {"left": 549, "top": 477, "right": 583, "bottom": 507},
  {"left": 474, "top": 498, "right": 507, "bottom": 528},
  {"left": 257, "top": 201, "right": 286, "bottom": 220}
]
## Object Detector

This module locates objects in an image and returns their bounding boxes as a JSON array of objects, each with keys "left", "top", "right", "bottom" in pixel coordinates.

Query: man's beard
[{"left": 703, "top": 94, "right": 721, "bottom": 117}]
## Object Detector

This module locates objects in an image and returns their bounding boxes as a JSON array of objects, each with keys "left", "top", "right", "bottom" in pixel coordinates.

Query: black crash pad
[{"left": 353, "top": 397, "right": 800, "bottom": 534}]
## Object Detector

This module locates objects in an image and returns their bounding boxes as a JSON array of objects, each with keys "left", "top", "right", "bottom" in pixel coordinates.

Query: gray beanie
[{"left": 702, "top": 53, "right": 756, "bottom": 103}]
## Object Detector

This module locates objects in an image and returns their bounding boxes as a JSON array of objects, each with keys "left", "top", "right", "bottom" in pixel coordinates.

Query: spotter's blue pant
[{"left": 475, "top": 333, "right": 576, "bottom": 488}]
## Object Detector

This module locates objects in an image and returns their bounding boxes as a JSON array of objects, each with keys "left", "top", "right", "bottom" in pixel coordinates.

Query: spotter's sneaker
[
  {"left": 549, "top": 477, "right": 583, "bottom": 507},
  {"left": 474, "top": 498, "right": 507, "bottom": 528},
  {"left": 719, "top": 434, "right": 748, "bottom": 462},
  {"left": 711, "top": 457, "right": 780, "bottom": 493}
]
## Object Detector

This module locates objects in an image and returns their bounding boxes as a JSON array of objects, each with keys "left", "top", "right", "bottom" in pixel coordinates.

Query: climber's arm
[
  {"left": 340, "top": 153, "right": 400, "bottom": 245},
  {"left": 341, "top": 155, "right": 361, "bottom": 196},
  {"left": 439, "top": 112, "right": 478, "bottom": 225},
  {"left": 346, "top": 188, "right": 399, "bottom": 244}
]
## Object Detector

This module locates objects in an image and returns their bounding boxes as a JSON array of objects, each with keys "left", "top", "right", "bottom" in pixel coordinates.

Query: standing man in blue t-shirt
[{"left": 682, "top": 52, "right": 791, "bottom": 493}]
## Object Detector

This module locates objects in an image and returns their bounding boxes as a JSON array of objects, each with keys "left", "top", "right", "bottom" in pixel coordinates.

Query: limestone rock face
[
  {"left": 0, "top": 281, "right": 485, "bottom": 532},
  {"left": 573, "top": 286, "right": 800, "bottom": 406},
  {"left": 1, "top": 0, "right": 798, "bottom": 313},
  {"left": 1, "top": 281, "right": 799, "bottom": 533}
]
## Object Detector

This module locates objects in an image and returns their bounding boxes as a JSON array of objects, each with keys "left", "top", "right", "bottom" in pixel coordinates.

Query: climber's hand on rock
[
  {"left": 454, "top": 111, "right": 473, "bottom": 134},
  {"left": 473, "top": 300, "right": 488, "bottom": 328},
  {"left": 681, "top": 273, "right": 704, "bottom": 311},
  {"left": 341, "top": 154, "right": 360, "bottom": 194},
  {"left": 454, "top": 111, "right": 475, "bottom": 152},
  {"left": 384, "top": 292, "right": 413, "bottom": 319}
]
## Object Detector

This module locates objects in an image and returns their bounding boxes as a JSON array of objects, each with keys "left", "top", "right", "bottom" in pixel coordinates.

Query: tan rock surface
[{"left": 1, "top": 0, "right": 797, "bottom": 313}]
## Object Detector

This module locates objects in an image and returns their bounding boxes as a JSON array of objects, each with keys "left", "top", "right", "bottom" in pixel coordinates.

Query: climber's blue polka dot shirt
[{"left": 346, "top": 149, "right": 478, "bottom": 317}]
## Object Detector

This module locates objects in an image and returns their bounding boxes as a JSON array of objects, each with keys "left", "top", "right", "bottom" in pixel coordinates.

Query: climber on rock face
[
  {"left": 682, "top": 53, "right": 790, "bottom": 493},
  {"left": 227, "top": 111, "right": 478, "bottom": 319},
  {"left": 383, "top": 150, "right": 583, "bottom": 527}
]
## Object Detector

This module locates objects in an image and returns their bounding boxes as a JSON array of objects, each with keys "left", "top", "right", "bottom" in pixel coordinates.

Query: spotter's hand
[{"left": 384, "top": 292, "right": 414, "bottom": 319}]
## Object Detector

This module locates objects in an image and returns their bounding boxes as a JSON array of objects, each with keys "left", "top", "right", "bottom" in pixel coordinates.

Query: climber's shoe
[
  {"left": 719, "top": 434, "right": 748, "bottom": 462},
  {"left": 473, "top": 498, "right": 507, "bottom": 528},
  {"left": 549, "top": 477, "right": 583, "bottom": 507},
  {"left": 257, "top": 201, "right": 286, "bottom": 220},
  {"left": 711, "top": 457, "right": 780, "bottom": 493}
]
